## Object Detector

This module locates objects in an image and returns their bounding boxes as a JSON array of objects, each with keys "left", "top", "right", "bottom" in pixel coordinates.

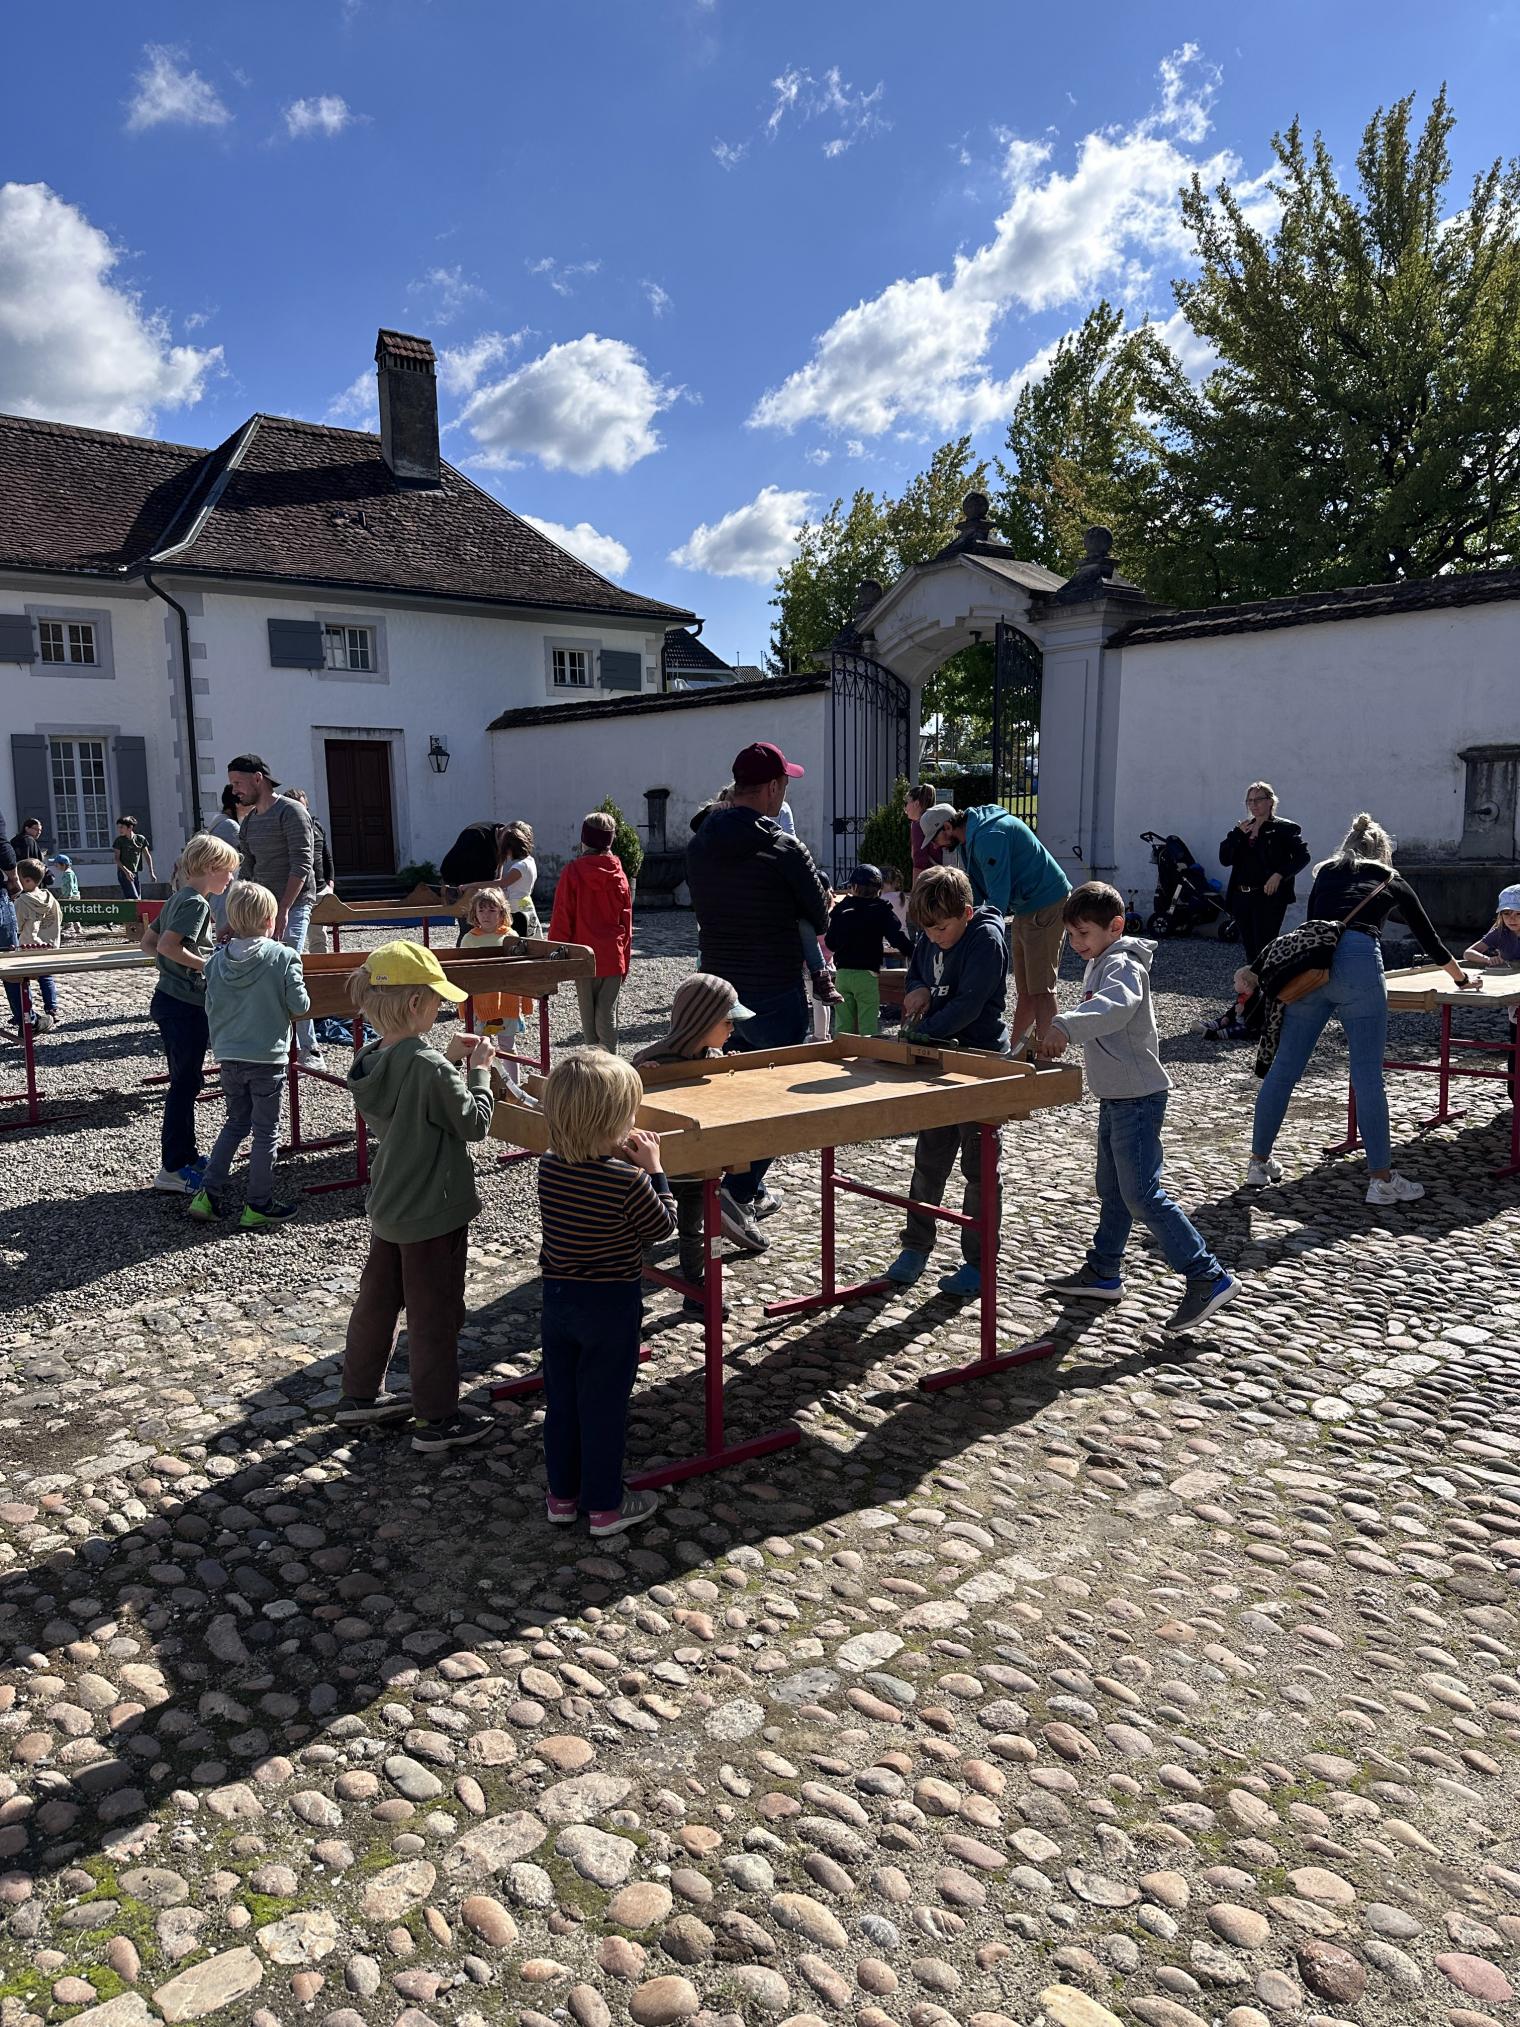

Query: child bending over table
[
  {"left": 339, "top": 942, "right": 500, "bottom": 1453},
  {"left": 459, "top": 884, "right": 532, "bottom": 1055},
  {"left": 1038, "top": 881, "right": 1238, "bottom": 1336},
  {"left": 14, "top": 862, "right": 62, "bottom": 1033},
  {"left": 538, "top": 1048, "right": 676, "bottom": 1537},
  {"left": 885, "top": 864, "right": 1010, "bottom": 1300},
  {"left": 1463, "top": 879, "right": 1520, "bottom": 1058}
]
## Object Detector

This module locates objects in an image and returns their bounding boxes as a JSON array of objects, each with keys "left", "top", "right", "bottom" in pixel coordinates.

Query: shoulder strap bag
[{"left": 1255, "top": 875, "right": 1393, "bottom": 1007}]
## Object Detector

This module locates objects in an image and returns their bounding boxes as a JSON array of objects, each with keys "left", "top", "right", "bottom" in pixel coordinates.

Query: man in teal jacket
[{"left": 917, "top": 801, "right": 1071, "bottom": 1049}]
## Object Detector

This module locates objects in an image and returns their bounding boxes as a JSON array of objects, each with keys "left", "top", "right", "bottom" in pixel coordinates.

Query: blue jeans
[
  {"left": 202, "top": 1061, "right": 284, "bottom": 1204},
  {"left": 116, "top": 867, "right": 140, "bottom": 901},
  {"left": 0, "top": 894, "right": 21, "bottom": 1027},
  {"left": 725, "top": 980, "right": 810, "bottom": 1202},
  {"left": 541, "top": 1278, "right": 643, "bottom": 1512},
  {"left": 282, "top": 898, "right": 316, "bottom": 1055},
  {"left": 1089, "top": 1092, "right": 1220, "bottom": 1283},
  {"left": 150, "top": 988, "right": 208, "bottom": 1171},
  {"left": 1253, "top": 928, "right": 1390, "bottom": 1171}
]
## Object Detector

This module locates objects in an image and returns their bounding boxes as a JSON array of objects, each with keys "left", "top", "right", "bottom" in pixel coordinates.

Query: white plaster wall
[
  {"left": 1107, "top": 602, "right": 1520, "bottom": 902},
  {"left": 492, "top": 688, "right": 830, "bottom": 885}
]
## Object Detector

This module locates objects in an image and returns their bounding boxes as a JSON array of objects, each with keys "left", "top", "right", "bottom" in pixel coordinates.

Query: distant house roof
[
  {"left": 489, "top": 671, "right": 828, "bottom": 731},
  {"left": 661, "top": 628, "right": 738, "bottom": 684},
  {"left": 1113, "top": 564, "right": 1520, "bottom": 647},
  {"left": 0, "top": 409, "right": 695, "bottom": 626}
]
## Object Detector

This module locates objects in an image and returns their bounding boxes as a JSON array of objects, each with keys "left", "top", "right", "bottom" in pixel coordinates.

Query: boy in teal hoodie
[{"left": 189, "top": 880, "right": 311, "bottom": 1230}]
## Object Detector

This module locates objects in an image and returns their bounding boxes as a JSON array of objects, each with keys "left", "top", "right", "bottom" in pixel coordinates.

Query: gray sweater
[
  {"left": 239, "top": 797, "right": 314, "bottom": 905},
  {"left": 1052, "top": 936, "right": 1170, "bottom": 1099}
]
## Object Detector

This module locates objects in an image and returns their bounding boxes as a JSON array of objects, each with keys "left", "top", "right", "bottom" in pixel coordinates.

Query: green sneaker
[
  {"left": 239, "top": 1200, "right": 296, "bottom": 1230},
  {"left": 187, "top": 1189, "right": 223, "bottom": 1222}
]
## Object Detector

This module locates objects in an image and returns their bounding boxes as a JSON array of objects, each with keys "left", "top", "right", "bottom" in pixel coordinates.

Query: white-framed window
[
  {"left": 49, "top": 737, "right": 111, "bottom": 851},
  {"left": 323, "top": 623, "right": 374, "bottom": 673},
  {"left": 38, "top": 619, "right": 98, "bottom": 667},
  {"left": 552, "top": 647, "right": 592, "bottom": 689}
]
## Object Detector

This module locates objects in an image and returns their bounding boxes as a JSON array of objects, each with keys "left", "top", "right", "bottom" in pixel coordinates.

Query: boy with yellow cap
[{"left": 338, "top": 940, "right": 500, "bottom": 1453}]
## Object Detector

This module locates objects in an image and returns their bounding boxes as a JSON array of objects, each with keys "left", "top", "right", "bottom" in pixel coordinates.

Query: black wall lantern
[{"left": 427, "top": 736, "right": 450, "bottom": 774}]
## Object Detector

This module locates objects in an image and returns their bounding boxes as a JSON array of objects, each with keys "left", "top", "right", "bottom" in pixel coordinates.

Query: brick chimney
[{"left": 375, "top": 329, "right": 440, "bottom": 487}]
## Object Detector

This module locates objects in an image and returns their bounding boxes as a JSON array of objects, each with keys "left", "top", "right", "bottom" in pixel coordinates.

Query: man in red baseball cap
[{"left": 685, "top": 737, "right": 832, "bottom": 1233}]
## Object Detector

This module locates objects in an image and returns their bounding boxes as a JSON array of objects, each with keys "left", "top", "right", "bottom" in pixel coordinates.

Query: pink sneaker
[{"left": 545, "top": 1495, "right": 578, "bottom": 1526}]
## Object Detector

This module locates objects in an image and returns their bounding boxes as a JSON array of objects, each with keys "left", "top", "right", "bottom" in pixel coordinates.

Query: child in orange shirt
[{"left": 459, "top": 887, "right": 531, "bottom": 1052}]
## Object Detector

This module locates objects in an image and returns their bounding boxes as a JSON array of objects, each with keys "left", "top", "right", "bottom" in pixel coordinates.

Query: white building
[{"left": 0, "top": 330, "right": 694, "bottom": 889}]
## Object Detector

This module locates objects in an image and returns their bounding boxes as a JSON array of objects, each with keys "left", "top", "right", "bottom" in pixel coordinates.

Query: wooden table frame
[
  {"left": 311, "top": 886, "right": 467, "bottom": 950},
  {"left": 488, "top": 1037, "right": 1080, "bottom": 1486},
  {"left": 1323, "top": 964, "right": 1520, "bottom": 1180}
]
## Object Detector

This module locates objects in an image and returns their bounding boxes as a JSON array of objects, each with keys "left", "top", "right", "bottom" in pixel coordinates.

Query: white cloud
[
  {"left": 750, "top": 45, "right": 1240, "bottom": 437},
  {"left": 437, "top": 330, "right": 524, "bottom": 398},
  {"left": 669, "top": 484, "right": 812, "bottom": 582},
  {"left": 527, "top": 255, "right": 601, "bottom": 297},
  {"left": 0, "top": 182, "right": 221, "bottom": 435},
  {"left": 765, "top": 64, "right": 885, "bottom": 156},
  {"left": 642, "top": 280, "right": 673, "bottom": 318},
  {"left": 126, "top": 45, "right": 232, "bottom": 133},
  {"left": 1149, "top": 307, "right": 1219, "bottom": 382},
  {"left": 459, "top": 333, "right": 677, "bottom": 474},
  {"left": 712, "top": 140, "right": 748, "bottom": 170},
  {"left": 407, "top": 264, "right": 483, "bottom": 325},
  {"left": 521, "top": 515, "right": 631, "bottom": 580},
  {"left": 284, "top": 94, "right": 359, "bottom": 139},
  {"left": 324, "top": 370, "right": 377, "bottom": 427}
]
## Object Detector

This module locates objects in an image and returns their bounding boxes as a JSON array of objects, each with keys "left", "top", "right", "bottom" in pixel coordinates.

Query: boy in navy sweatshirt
[{"left": 885, "top": 866, "right": 1009, "bottom": 1298}]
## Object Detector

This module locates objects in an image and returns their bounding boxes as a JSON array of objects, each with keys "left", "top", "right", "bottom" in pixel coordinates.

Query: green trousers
[{"left": 835, "top": 967, "right": 880, "bottom": 1036}]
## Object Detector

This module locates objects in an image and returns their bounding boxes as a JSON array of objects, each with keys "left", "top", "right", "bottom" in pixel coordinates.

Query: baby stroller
[{"left": 1141, "top": 832, "right": 1237, "bottom": 940}]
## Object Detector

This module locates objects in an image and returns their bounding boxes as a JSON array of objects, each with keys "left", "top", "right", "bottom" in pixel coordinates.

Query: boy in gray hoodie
[
  {"left": 190, "top": 880, "right": 311, "bottom": 1230},
  {"left": 1037, "top": 881, "right": 1238, "bottom": 1335}
]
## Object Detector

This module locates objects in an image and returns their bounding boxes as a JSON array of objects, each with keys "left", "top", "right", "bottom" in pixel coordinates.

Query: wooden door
[{"left": 324, "top": 740, "right": 395, "bottom": 875}]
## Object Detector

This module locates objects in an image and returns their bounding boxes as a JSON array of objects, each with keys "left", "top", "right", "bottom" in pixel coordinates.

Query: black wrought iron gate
[
  {"left": 990, "top": 619, "right": 1042, "bottom": 827},
  {"left": 829, "top": 645, "right": 910, "bottom": 883}
]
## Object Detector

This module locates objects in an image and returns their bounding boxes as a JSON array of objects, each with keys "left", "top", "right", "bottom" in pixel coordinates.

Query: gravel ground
[{"left": 0, "top": 914, "right": 1518, "bottom": 2027}]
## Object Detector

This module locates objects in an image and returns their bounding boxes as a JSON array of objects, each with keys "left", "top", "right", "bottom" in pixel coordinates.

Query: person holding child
[
  {"left": 886, "top": 865, "right": 1010, "bottom": 1298},
  {"left": 549, "top": 812, "right": 633, "bottom": 1052},
  {"left": 144, "top": 832, "right": 240, "bottom": 1192},
  {"left": 189, "top": 880, "right": 312, "bottom": 1230},
  {"left": 538, "top": 1048, "right": 676, "bottom": 1536},
  {"left": 1039, "top": 882, "right": 1240, "bottom": 1335},
  {"left": 339, "top": 942, "right": 500, "bottom": 1452},
  {"left": 827, "top": 865, "right": 912, "bottom": 1036},
  {"left": 634, "top": 973, "right": 754, "bottom": 1317},
  {"left": 459, "top": 886, "right": 531, "bottom": 1054},
  {"left": 13, "top": 862, "right": 62, "bottom": 1031}
]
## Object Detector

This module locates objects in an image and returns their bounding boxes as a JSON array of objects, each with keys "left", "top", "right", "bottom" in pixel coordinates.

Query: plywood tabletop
[
  {"left": 1386, "top": 963, "right": 1520, "bottom": 1010},
  {"left": 0, "top": 947, "right": 150, "bottom": 981}
]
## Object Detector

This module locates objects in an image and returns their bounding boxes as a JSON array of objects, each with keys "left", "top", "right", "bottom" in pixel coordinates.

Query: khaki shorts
[{"left": 1010, "top": 902, "right": 1065, "bottom": 997}]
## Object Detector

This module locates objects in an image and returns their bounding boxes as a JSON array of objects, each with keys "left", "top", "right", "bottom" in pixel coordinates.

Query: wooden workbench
[{"left": 489, "top": 1035, "right": 1082, "bottom": 1486}]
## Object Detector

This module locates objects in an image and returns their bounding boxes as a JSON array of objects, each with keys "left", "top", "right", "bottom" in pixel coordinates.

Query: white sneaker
[
  {"left": 33, "top": 1012, "right": 55, "bottom": 1033},
  {"left": 1366, "top": 1171, "right": 1425, "bottom": 1205},
  {"left": 297, "top": 1047, "right": 326, "bottom": 1070},
  {"left": 1245, "top": 1156, "right": 1282, "bottom": 1188}
]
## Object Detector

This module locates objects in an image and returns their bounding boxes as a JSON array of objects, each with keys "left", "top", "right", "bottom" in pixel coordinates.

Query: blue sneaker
[
  {"left": 885, "top": 1248, "right": 929, "bottom": 1286},
  {"left": 1163, "top": 1272, "right": 1239, "bottom": 1335},
  {"left": 1045, "top": 1265, "right": 1124, "bottom": 1302},
  {"left": 937, "top": 1262, "right": 982, "bottom": 1298},
  {"left": 153, "top": 1162, "right": 206, "bottom": 1194}
]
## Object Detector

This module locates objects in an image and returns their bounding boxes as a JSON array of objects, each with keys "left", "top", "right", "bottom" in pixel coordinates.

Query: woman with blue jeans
[{"left": 1249, "top": 813, "right": 1473, "bottom": 1206}]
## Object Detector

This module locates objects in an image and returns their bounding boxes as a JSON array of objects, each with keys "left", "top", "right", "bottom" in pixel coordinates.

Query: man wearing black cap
[
  {"left": 226, "top": 754, "right": 320, "bottom": 1065},
  {"left": 685, "top": 740, "right": 830, "bottom": 1217}
]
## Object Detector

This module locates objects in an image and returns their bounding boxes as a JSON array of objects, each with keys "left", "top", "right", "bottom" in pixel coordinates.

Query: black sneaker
[
  {"left": 411, "top": 1409, "right": 499, "bottom": 1454},
  {"left": 681, "top": 1294, "right": 731, "bottom": 1321},
  {"left": 335, "top": 1393, "right": 414, "bottom": 1426},
  {"left": 717, "top": 1186, "right": 768, "bottom": 1252},
  {"left": 240, "top": 1200, "right": 296, "bottom": 1230},
  {"left": 1045, "top": 1264, "right": 1125, "bottom": 1303},
  {"left": 1162, "top": 1272, "right": 1239, "bottom": 1336}
]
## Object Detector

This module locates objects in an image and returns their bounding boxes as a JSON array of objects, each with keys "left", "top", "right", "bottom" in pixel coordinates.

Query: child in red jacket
[{"left": 549, "top": 813, "right": 633, "bottom": 1051}]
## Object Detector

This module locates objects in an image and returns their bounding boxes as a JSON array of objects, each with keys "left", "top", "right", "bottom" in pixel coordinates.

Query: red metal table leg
[
  {"left": 301, "top": 1018, "right": 371, "bottom": 1195},
  {"left": 919, "top": 1124, "right": 1056, "bottom": 1391},
  {"left": 1418, "top": 1004, "right": 1466, "bottom": 1129},
  {"left": 1497, "top": 1026, "right": 1520, "bottom": 1181},
  {"left": 1324, "top": 1082, "right": 1361, "bottom": 1157},
  {"left": 0, "top": 980, "right": 46, "bottom": 1130},
  {"left": 765, "top": 1147, "right": 895, "bottom": 1316},
  {"left": 491, "top": 1345, "right": 653, "bottom": 1402}
]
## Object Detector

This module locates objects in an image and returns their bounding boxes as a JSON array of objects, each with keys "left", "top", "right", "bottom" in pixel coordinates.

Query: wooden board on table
[
  {"left": 300, "top": 939, "right": 595, "bottom": 1019},
  {"left": 1385, "top": 963, "right": 1520, "bottom": 1012},
  {"left": 490, "top": 1035, "right": 1081, "bottom": 1172},
  {"left": 311, "top": 888, "right": 464, "bottom": 925},
  {"left": 0, "top": 947, "right": 151, "bottom": 982}
]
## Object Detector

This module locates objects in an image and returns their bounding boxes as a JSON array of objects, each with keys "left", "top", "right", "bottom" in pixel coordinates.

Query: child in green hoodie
[
  {"left": 339, "top": 940, "right": 500, "bottom": 1454},
  {"left": 190, "top": 880, "right": 311, "bottom": 1230}
]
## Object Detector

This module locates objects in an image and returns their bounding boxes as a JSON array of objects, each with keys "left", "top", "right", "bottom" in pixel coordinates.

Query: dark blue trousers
[
  {"left": 541, "top": 1278, "right": 642, "bottom": 1513},
  {"left": 150, "top": 988, "right": 208, "bottom": 1171}
]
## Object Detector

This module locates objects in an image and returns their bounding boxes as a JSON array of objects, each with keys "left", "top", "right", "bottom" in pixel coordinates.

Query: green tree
[
  {"left": 596, "top": 796, "right": 643, "bottom": 884},
  {"left": 1163, "top": 87, "right": 1520, "bottom": 596}
]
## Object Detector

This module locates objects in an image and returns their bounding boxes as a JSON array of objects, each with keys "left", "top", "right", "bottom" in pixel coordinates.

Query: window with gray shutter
[
  {"left": 267, "top": 618, "right": 326, "bottom": 668},
  {"left": 0, "top": 614, "right": 36, "bottom": 662},
  {"left": 600, "top": 648, "right": 643, "bottom": 692},
  {"left": 9, "top": 734, "right": 49, "bottom": 833}
]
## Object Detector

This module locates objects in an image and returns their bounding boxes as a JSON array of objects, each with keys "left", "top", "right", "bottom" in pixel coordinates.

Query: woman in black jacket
[{"left": 1220, "top": 782, "right": 1311, "bottom": 966}]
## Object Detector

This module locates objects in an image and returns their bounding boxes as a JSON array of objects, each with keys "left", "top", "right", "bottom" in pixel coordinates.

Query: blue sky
[{"left": 3, "top": 1, "right": 1516, "bottom": 661}]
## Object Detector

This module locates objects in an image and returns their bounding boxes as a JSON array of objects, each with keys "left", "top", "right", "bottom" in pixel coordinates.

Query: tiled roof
[
  {"left": 0, "top": 408, "right": 695, "bottom": 625},
  {"left": 1113, "top": 565, "right": 1520, "bottom": 646},
  {"left": 489, "top": 671, "right": 827, "bottom": 731},
  {"left": 0, "top": 414, "right": 210, "bottom": 574},
  {"left": 661, "top": 629, "right": 735, "bottom": 676}
]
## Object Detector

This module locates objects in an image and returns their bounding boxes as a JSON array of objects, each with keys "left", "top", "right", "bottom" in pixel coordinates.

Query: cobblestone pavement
[{"left": 1, "top": 917, "right": 1518, "bottom": 2027}]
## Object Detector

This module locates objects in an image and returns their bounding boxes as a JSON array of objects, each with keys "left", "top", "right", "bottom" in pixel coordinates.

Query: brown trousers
[{"left": 342, "top": 1224, "right": 469, "bottom": 1421}]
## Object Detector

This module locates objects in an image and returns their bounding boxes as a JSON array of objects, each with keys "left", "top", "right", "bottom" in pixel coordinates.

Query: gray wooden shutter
[
  {"left": 0, "top": 615, "right": 35, "bottom": 662},
  {"left": 9, "top": 734, "right": 50, "bottom": 833},
  {"left": 267, "top": 618, "right": 325, "bottom": 668},
  {"left": 600, "top": 648, "right": 643, "bottom": 692},
  {"left": 112, "top": 735, "right": 153, "bottom": 844}
]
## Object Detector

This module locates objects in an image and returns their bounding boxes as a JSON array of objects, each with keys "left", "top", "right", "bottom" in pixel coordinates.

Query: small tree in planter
[
  {"left": 597, "top": 796, "right": 644, "bottom": 886},
  {"left": 860, "top": 777, "right": 914, "bottom": 887}
]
